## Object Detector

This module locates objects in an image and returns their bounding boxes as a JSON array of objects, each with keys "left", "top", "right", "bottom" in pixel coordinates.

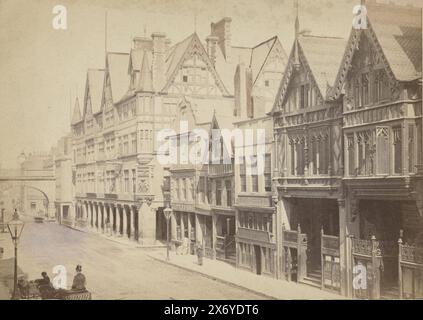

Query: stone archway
[{"left": 0, "top": 180, "right": 55, "bottom": 219}]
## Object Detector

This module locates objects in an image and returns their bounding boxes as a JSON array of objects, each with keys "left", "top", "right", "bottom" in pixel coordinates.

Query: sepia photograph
[{"left": 0, "top": 0, "right": 422, "bottom": 307}]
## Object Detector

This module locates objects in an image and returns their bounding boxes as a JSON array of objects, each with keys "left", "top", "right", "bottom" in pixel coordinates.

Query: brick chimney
[
  {"left": 206, "top": 35, "right": 219, "bottom": 66},
  {"left": 210, "top": 17, "right": 232, "bottom": 61},
  {"left": 234, "top": 63, "right": 253, "bottom": 119},
  {"left": 151, "top": 32, "right": 166, "bottom": 92}
]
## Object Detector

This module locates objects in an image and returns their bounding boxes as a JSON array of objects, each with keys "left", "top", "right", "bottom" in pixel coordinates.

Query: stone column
[
  {"left": 187, "top": 213, "right": 192, "bottom": 241},
  {"left": 212, "top": 214, "right": 217, "bottom": 259},
  {"left": 135, "top": 206, "right": 141, "bottom": 241},
  {"left": 137, "top": 200, "right": 157, "bottom": 245},
  {"left": 112, "top": 204, "right": 117, "bottom": 236},
  {"left": 338, "top": 198, "right": 348, "bottom": 297},
  {"left": 117, "top": 205, "right": 122, "bottom": 236},
  {"left": 131, "top": 206, "right": 137, "bottom": 241},
  {"left": 84, "top": 202, "right": 89, "bottom": 223},
  {"left": 195, "top": 214, "right": 203, "bottom": 245},
  {"left": 100, "top": 204, "right": 105, "bottom": 233},
  {"left": 89, "top": 203, "right": 93, "bottom": 228},
  {"left": 122, "top": 206, "right": 128, "bottom": 238},
  {"left": 170, "top": 211, "right": 177, "bottom": 242},
  {"left": 95, "top": 203, "right": 99, "bottom": 231}
]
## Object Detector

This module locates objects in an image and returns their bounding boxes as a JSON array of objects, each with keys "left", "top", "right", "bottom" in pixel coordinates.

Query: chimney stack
[
  {"left": 234, "top": 63, "right": 253, "bottom": 119},
  {"left": 206, "top": 36, "right": 219, "bottom": 66},
  {"left": 151, "top": 32, "right": 166, "bottom": 92},
  {"left": 234, "top": 63, "right": 246, "bottom": 117},
  {"left": 210, "top": 17, "right": 232, "bottom": 61}
]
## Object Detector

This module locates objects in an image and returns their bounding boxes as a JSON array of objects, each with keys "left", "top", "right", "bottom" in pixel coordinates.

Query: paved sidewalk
[
  {"left": 147, "top": 250, "right": 346, "bottom": 300},
  {"left": 63, "top": 224, "right": 166, "bottom": 249}
]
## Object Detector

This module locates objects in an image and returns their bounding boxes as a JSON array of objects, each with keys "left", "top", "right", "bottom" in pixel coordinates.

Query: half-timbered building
[
  {"left": 270, "top": 15, "right": 347, "bottom": 290},
  {"left": 329, "top": 2, "right": 423, "bottom": 299}
]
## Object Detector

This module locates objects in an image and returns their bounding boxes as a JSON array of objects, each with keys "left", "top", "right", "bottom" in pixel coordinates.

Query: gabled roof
[
  {"left": 86, "top": 69, "right": 105, "bottom": 115},
  {"left": 270, "top": 34, "right": 346, "bottom": 114},
  {"left": 171, "top": 96, "right": 235, "bottom": 134},
  {"left": 299, "top": 35, "right": 347, "bottom": 96},
  {"left": 163, "top": 33, "right": 230, "bottom": 95},
  {"left": 71, "top": 97, "right": 82, "bottom": 124},
  {"left": 165, "top": 34, "right": 195, "bottom": 79},
  {"left": 188, "top": 96, "right": 234, "bottom": 126},
  {"left": 129, "top": 44, "right": 153, "bottom": 72},
  {"left": 367, "top": 3, "right": 421, "bottom": 81},
  {"left": 137, "top": 50, "right": 153, "bottom": 91},
  {"left": 214, "top": 36, "right": 287, "bottom": 95},
  {"left": 330, "top": 2, "right": 422, "bottom": 100},
  {"left": 250, "top": 36, "right": 287, "bottom": 85},
  {"left": 106, "top": 52, "right": 130, "bottom": 103}
]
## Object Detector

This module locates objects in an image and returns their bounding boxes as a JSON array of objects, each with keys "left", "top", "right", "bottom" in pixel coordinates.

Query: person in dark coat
[{"left": 71, "top": 265, "right": 86, "bottom": 291}]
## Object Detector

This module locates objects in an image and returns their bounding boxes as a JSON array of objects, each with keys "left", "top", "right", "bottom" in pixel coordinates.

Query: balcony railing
[
  {"left": 208, "top": 163, "right": 233, "bottom": 176},
  {"left": 237, "top": 227, "right": 273, "bottom": 243},
  {"left": 236, "top": 194, "right": 273, "bottom": 208},
  {"left": 274, "top": 176, "right": 341, "bottom": 189}
]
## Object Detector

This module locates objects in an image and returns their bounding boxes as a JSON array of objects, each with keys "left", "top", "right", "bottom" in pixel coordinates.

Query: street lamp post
[
  {"left": 7, "top": 209, "right": 25, "bottom": 300},
  {"left": 1, "top": 208, "right": 5, "bottom": 233},
  {"left": 163, "top": 206, "right": 172, "bottom": 261}
]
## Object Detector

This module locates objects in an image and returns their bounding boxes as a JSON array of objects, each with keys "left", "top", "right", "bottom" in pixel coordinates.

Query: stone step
[{"left": 301, "top": 277, "right": 321, "bottom": 289}]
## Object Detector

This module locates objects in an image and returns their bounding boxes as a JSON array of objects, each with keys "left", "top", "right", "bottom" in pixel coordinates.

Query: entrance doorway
[
  {"left": 156, "top": 207, "right": 167, "bottom": 241},
  {"left": 290, "top": 198, "right": 339, "bottom": 280},
  {"left": 254, "top": 245, "right": 262, "bottom": 275}
]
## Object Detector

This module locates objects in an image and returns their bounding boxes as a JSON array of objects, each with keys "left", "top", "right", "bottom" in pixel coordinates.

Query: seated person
[
  {"left": 35, "top": 272, "right": 55, "bottom": 299},
  {"left": 35, "top": 272, "right": 51, "bottom": 286},
  {"left": 18, "top": 277, "right": 29, "bottom": 298},
  {"left": 71, "top": 265, "right": 86, "bottom": 291}
]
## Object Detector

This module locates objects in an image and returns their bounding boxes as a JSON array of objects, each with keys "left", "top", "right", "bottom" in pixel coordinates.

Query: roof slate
[
  {"left": 367, "top": 3, "right": 422, "bottom": 81},
  {"left": 298, "top": 35, "right": 347, "bottom": 97},
  {"left": 71, "top": 97, "right": 82, "bottom": 124},
  {"left": 107, "top": 52, "right": 130, "bottom": 103},
  {"left": 87, "top": 69, "right": 105, "bottom": 114}
]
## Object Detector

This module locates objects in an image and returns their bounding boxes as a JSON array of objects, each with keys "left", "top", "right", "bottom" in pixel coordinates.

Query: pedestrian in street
[{"left": 71, "top": 265, "right": 87, "bottom": 292}]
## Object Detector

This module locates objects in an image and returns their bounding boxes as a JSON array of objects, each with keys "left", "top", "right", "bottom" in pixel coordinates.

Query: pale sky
[{"left": 0, "top": 0, "right": 421, "bottom": 168}]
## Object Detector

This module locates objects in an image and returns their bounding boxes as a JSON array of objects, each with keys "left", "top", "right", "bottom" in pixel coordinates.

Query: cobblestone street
[{"left": 1, "top": 219, "right": 265, "bottom": 300}]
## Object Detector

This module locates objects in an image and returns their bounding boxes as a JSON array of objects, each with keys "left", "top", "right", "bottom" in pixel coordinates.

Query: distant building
[{"left": 54, "top": 135, "right": 74, "bottom": 225}]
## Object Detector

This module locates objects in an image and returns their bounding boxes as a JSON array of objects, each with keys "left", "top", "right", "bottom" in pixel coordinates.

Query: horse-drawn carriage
[
  {"left": 18, "top": 279, "right": 91, "bottom": 300},
  {"left": 33, "top": 210, "right": 45, "bottom": 223}
]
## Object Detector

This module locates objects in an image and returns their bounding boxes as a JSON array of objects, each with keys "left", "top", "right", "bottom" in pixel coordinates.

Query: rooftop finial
[
  {"left": 105, "top": 10, "right": 108, "bottom": 66},
  {"left": 294, "top": 0, "right": 299, "bottom": 39},
  {"left": 293, "top": 0, "right": 300, "bottom": 70}
]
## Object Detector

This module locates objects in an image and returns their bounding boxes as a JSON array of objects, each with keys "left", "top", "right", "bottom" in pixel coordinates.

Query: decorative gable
[
  {"left": 271, "top": 41, "right": 324, "bottom": 115},
  {"left": 330, "top": 25, "right": 400, "bottom": 102},
  {"left": 164, "top": 34, "right": 230, "bottom": 97}
]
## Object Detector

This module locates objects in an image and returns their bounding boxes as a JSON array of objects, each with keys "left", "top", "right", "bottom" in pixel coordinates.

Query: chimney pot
[
  {"left": 210, "top": 17, "right": 232, "bottom": 61},
  {"left": 151, "top": 32, "right": 167, "bottom": 92}
]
